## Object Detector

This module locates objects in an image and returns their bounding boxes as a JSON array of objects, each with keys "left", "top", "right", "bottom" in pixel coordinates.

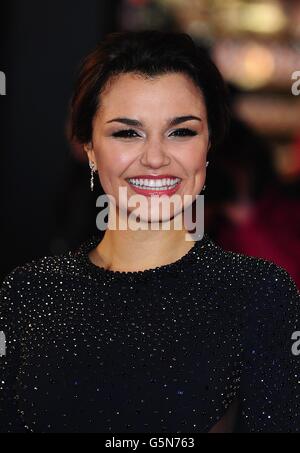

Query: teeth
[
  {"left": 128, "top": 177, "right": 180, "bottom": 189},
  {"left": 131, "top": 185, "right": 176, "bottom": 191}
]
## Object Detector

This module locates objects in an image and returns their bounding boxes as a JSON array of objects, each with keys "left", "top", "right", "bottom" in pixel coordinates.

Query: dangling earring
[
  {"left": 89, "top": 161, "right": 97, "bottom": 192},
  {"left": 202, "top": 162, "right": 209, "bottom": 192}
]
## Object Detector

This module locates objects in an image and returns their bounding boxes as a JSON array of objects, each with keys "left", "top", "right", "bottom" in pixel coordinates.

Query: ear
[{"left": 83, "top": 142, "right": 97, "bottom": 166}]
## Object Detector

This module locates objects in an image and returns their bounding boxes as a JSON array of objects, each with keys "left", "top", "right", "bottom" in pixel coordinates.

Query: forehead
[{"left": 98, "top": 72, "right": 207, "bottom": 119}]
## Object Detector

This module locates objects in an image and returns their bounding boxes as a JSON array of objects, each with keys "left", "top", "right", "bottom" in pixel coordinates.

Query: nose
[{"left": 139, "top": 138, "right": 171, "bottom": 169}]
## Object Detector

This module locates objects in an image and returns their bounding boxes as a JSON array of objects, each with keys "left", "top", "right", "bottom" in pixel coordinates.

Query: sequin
[{"left": 0, "top": 234, "right": 299, "bottom": 433}]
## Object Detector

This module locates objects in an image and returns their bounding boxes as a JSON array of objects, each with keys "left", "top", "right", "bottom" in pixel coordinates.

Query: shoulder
[
  {"left": 208, "top": 243, "right": 299, "bottom": 364},
  {"left": 0, "top": 249, "right": 84, "bottom": 296},
  {"left": 1, "top": 255, "right": 62, "bottom": 284},
  {"left": 220, "top": 247, "right": 299, "bottom": 346},
  {"left": 208, "top": 239, "right": 299, "bottom": 298},
  {"left": 204, "top": 239, "right": 299, "bottom": 331}
]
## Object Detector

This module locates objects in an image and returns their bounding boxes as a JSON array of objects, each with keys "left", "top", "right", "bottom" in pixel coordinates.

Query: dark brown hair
[{"left": 70, "top": 29, "right": 230, "bottom": 151}]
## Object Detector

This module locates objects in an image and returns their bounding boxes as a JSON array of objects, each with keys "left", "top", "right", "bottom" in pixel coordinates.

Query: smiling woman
[
  {"left": 0, "top": 30, "right": 299, "bottom": 434},
  {"left": 81, "top": 70, "right": 211, "bottom": 227}
]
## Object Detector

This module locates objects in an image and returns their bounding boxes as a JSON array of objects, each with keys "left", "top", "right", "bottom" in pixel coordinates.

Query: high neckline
[{"left": 73, "top": 233, "right": 212, "bottom": 280}]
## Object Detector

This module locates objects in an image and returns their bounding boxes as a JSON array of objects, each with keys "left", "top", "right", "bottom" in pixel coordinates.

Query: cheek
[
  {"left": 95, "top": 141, "right": 131, "bottom": 176},
  {"left": 178, "top": 142, "right": 208, "bottom": 175}
]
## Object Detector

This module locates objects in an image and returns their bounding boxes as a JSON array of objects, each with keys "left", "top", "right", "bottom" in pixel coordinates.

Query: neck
[{"left": 90, "top": 227, "right": 195, "bottom": 273}]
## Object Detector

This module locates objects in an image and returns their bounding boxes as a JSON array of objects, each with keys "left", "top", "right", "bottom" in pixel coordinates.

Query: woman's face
[{"left": 84, "top": 71, "right": 210, "bottom": 225}]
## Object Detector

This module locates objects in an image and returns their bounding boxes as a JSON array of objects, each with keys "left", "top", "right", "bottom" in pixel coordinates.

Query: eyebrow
[{"left": 106, "top": 115, "right": 202, "bottom": 127}]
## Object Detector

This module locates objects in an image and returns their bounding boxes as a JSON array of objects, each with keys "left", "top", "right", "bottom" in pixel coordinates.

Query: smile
[{"left": 126, "top": 176, "right": 182, "bottom": 196}]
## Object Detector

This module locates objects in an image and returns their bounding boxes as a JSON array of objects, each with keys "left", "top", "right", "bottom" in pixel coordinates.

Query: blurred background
[{"left": 0, "top": 0, "right": 300, "bottom": 288}]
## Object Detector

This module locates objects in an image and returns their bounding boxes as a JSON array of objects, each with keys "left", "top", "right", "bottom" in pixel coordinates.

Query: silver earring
[
  {"left": 202, "top": 184, "right": 206, "bottom": 192},
  {"left": 206, "top": 161, "right": 210, "bottom": 167},
  {"left": 89, "top": 161, "right": 97, "bottom": 192}
]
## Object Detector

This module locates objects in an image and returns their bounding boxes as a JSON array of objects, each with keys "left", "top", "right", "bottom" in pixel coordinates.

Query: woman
[{"left": 0, "top": 30, "right": 299, "bottom": 433}]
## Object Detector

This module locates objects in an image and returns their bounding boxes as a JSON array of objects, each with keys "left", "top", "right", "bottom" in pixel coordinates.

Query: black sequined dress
[{"left": 0, "top": 234, "right": 299, "bottom": 433}]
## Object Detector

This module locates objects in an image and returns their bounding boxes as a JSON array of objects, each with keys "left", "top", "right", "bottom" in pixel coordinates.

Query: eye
[
  {"left": 112, "top": 129, "right": 140, "bottom": 139},
  {"left": 170, "top": 128, "right": 198, "bottom": 137}
]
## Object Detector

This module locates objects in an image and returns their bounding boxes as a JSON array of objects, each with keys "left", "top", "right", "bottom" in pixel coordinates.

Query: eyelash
[{"left": 112, "top": 128, "right": 198, "bottom": 139}]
